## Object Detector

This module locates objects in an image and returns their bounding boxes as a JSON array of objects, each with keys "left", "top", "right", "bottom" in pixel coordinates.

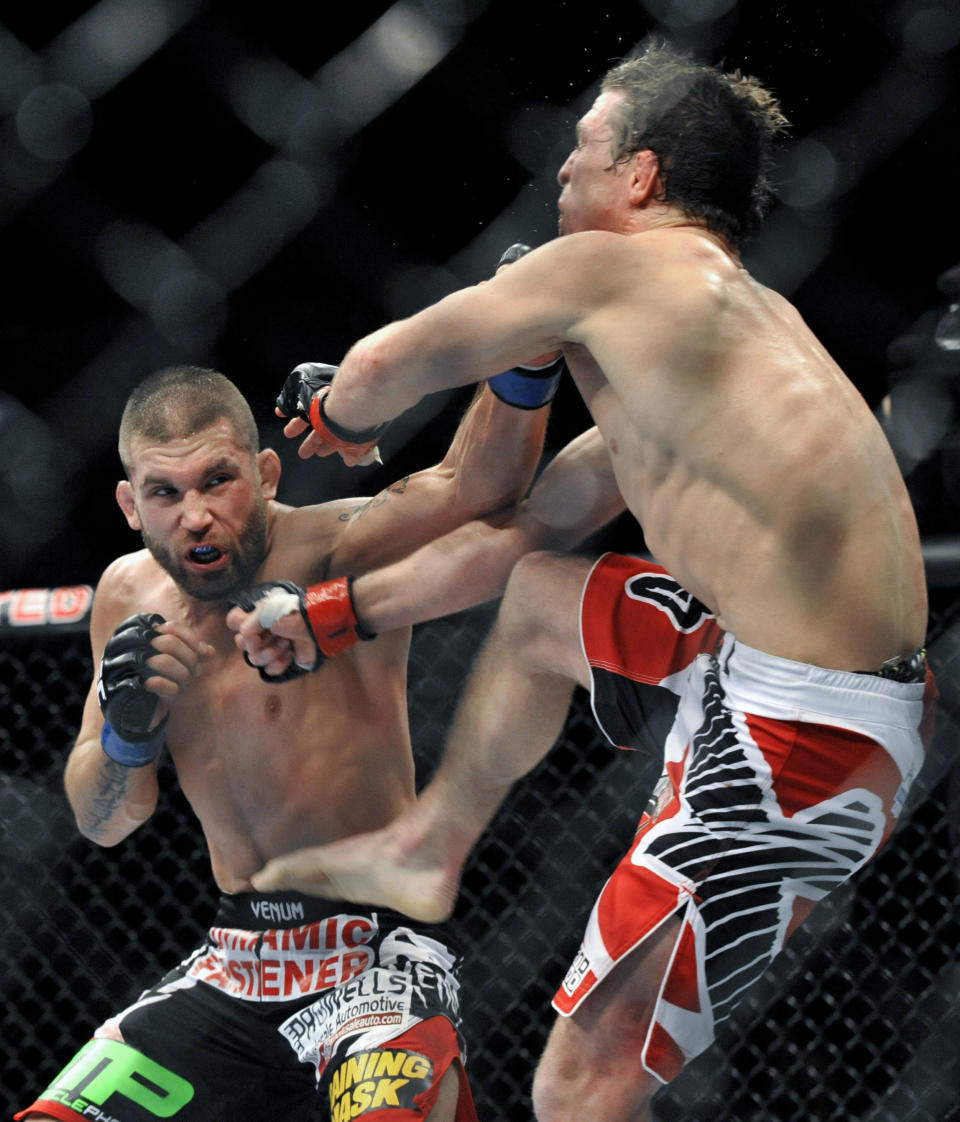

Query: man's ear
[
  {"left": 257, "top": 448, "right": 282, "bottom": 501},
  {"left": 629, "top": 149, "right": 663, "bottom": 206},
  {"left": 116, "top": 480, "right": 141, "bottom": 531}
]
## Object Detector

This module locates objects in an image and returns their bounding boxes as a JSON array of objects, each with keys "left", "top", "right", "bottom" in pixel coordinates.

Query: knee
[
  {"left": 498, "top": 551, "right": 578, "bottom": 650},
  {"left": 501, "top": 550, "right": 552, "bottom": 615},
  {"left": 530, "top": 1053, "right": 568, "bottom": 1122},
  {"left": 529, "top": 1018, "right": 589, "bottom": 1122}
]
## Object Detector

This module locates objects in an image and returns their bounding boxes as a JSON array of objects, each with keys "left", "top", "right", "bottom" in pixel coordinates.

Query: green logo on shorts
[{"left": 42, "top": 1038, "right": 194, "bottom": 1117}]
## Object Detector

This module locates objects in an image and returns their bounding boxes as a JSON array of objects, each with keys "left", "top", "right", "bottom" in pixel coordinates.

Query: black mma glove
[
  {"left": 97, "top": 613, "right": 169, "bottom": 766},
  {"left": 275, "top": 362, "right": 337, "bottom": 423},
  {"left": 230, "top": 578, "right": 376, "bottom": 684},
  {"left": 487, "top": 244, "right": 566, "bottom": 409},
  {"left": 276, "top": 362, "right": 389, "bottom": 456}
]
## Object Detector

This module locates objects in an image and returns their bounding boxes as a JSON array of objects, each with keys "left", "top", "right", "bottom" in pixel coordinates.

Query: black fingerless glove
[
  {"left": 276, "top": 362, "right": 338, "bottom": 422},
  {"left": 276, "top": 362, "right": 389, "bottom": 446},
  {"left": 97, "top": 613, "right": 168, "bottom": 766}
]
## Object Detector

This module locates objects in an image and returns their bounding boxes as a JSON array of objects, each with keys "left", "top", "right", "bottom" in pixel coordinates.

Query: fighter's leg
[
  {"left": 427, "top": 1064, "right": 464, "bottom": 1122},
  {"left": 532, "top": 912, "right": 683, "bottom": 1122},
  {"left": 251, "top": 552, "right": 595, "bottom": 919}
]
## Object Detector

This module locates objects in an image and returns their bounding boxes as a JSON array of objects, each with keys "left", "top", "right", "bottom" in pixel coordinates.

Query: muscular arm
[
  {"left": 65, "top": 572, "right": 160, "bottom": 846},
  {"left": 350, "top": 426, "right": 626, "bottom": 632},
  {"left": 65, "top": 559, "right": 212, "bottom": 845},
  {"left": 320, "top": 235, "right": 610, "bottom": 435},
  {"left": 229, "top": 383, "right": 554, "bottom": 670},
  {"left": 66, "top": 699, "right": 160, "bottom": 846},
  {"left": 307, "top": 383, "right": 552, "bottom": 578}
]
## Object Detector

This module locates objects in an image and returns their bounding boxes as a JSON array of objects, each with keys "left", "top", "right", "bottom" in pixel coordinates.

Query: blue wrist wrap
[
  {"left": 101, "top": 721, "right": 163, "bottom": 767},
  {"left": 488, "top": 356, "right": 564, "bottom": 409}
]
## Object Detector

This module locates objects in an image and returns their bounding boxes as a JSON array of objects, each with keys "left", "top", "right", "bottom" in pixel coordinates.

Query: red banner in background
[{"left": 0, "top": 586, "right": 93, "bottom": 633}]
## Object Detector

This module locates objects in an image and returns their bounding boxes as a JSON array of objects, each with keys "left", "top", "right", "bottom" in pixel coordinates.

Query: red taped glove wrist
[
  {"left": 308, "top": 387, "right": 387, "bottom": 457},
  {"left": 304, "top": 577, "right": 376, "bottom": 657}
]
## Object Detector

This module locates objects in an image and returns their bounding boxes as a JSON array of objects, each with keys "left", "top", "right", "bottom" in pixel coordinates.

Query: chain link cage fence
[{"left": 2, "top": 578, "right": 959, "bottom": 1122}]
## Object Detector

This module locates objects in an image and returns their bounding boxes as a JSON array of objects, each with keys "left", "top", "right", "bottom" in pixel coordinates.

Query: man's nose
[
  {"left": 181, "top": 490, "right": 212, "bottom": 531},
  {"left": 557, "top": 153, "right": 573, "bottom": 185}
]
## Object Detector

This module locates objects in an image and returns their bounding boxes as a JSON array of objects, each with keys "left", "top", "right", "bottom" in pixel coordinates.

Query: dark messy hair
[
  {"left": 601, "top": 40, "right": 789, "bottom": 245},
  {"left": 118, "top": 366, "right": 259, "bottom": 476}
]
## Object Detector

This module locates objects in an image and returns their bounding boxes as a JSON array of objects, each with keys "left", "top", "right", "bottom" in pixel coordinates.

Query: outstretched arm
[
  {"left": 229, "top": 426, "right": 625, "bottom": 671},
  {"left": 227, "top": 380, "right": 555, "bottom": 676},
  {"left": 350, "top": 425, "right": 625, "bottom": 632},
  {"left": 318, "top": 237, "right": 595, "bottom": 438}
]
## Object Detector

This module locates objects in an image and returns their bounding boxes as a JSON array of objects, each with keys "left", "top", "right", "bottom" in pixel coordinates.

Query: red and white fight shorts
[{"left": 554, "top": 554, "right": 936, "bottom": 1084}]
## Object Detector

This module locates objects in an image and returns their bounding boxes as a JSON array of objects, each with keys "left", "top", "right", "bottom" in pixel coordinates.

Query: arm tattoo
[
  {"left": 82, "top": 758, "right": 134, "bottom": 841},
  {"left": 339, "top": 477, "right": 411, "bottom": 523}
]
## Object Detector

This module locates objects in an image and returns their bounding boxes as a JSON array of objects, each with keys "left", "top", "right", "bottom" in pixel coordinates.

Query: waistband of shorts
[
  {"left": 215, "top": 890, "right": 375, "bottom": 930},
  {"left": 718, "top": 634, "right": 928, "bottom": 726},
  {"left": 854, "top": 648, "right": 927, "bottom": 684},
  {"left": 213, "top": 891, "right": 453, "bottom": 942}
]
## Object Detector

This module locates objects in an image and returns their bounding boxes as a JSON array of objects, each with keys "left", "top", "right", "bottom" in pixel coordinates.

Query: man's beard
[{"left": 140, "top": 502, "right": 269, "bottom": 602}]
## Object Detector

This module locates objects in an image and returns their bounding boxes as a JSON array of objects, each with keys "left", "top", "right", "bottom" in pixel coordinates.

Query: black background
[{"left": 2, "top": 0, "right": 958, "bottom": 590}]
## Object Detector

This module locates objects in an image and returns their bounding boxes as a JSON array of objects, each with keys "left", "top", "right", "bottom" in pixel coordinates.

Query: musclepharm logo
[{"left": 41, "top": 1039, "right": 194, "bottom": 1117}]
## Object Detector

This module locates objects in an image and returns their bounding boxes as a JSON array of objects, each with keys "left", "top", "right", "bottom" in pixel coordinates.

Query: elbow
[
  {"left": 75, "top": 817, "right": 129, "bottom": 847},
  {"left": 348, "top": 335, "right": 390, "bottom": 388},
  {"left": 75, "top": 809, "right": 153, "bottom": 848},
  {"left": 71, "top": 792, "right": 158, "bottom": 848},
  {"left": 346, "top": 332, "right": 407, "bottom": 405}
]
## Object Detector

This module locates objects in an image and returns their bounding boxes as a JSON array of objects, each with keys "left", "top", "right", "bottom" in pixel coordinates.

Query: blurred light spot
[
  {"left": 935, "top": 304, "right": 960, "bottom": 352},
  {"left": 16, "top": 84, "right": 93, "bottom": 162},
  {"left": 778, "top": 138, "right": 838, "bottom": 209},
  {"left": 318, "top": 3, "right": 456, "bottom": 132},
  {"left": 50, "top": 0, "right": 183, "bottom": 96},
  {"left": 641, "top": 0, "right": 736, "bottom": 27},
  {"left": 0, "top": 29, "right": 43, "bottom": 116},
  {"left": 0, "top": 394, "right": 82, "bottom": 578},
  {"left": 186, "top": 159, "right": 323, "bottom": 288},
  {"left": 150, "top": 269, "right": 227, "bottom": 348},
  {"left": 745, "top": 206, "right": 834, "bottom": 295},
  {"left": 227, "top": 58, "right": 322, "bottom": 149},
  {"left": 884, "top": 378, "right": 955, "bottom": 471},
  {"left": 375, "top": 4, "right": 448, "bottom": 76},
  {"left": 938, "top": 263, "right": 960, "bottom": 297},
  {"left": 902, "top": 2, "right": 960, "bottom": 54},
  {"left": 94, "top": 220, "right": 179, "bottom": 309},
  {"left": 83, "top": 0, "right": 171, "bottom": 70},
  {"left": 418, "top": 0, "right": 489, "bottom": 27}
]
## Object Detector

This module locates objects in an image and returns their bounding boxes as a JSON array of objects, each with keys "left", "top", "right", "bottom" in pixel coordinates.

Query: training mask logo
[{"left": 328, "top": 1049, "right": 433, "bottom": 1120}]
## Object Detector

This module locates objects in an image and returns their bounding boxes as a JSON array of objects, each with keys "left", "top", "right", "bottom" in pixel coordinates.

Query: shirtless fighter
[
  {"left": 239, "top": 42, "right": 936, "bottom": 1122},
  {"left": 14, "top": 318, "right": 622, "bottom": 1122}
]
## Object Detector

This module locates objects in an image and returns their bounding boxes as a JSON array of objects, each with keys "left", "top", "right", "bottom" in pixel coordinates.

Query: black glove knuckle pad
[
  {"left": 229, "top": 581, "right": 324, "bottom": 683},
  {"left": 276, "top": 363, "right": 338, "bottom": 420},
  {"left": 98, "top": 613, "right": 167, "bottom": 742}
]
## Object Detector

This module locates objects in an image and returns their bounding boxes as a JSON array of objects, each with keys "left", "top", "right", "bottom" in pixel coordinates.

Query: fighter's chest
[{"left": 167, "top": 647, "right": 300, "bottom": 745}]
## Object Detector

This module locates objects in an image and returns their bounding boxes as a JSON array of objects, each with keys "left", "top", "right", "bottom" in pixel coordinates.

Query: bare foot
[{"left": 250, "top": 815, "right": 463, "bottom": 923}]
